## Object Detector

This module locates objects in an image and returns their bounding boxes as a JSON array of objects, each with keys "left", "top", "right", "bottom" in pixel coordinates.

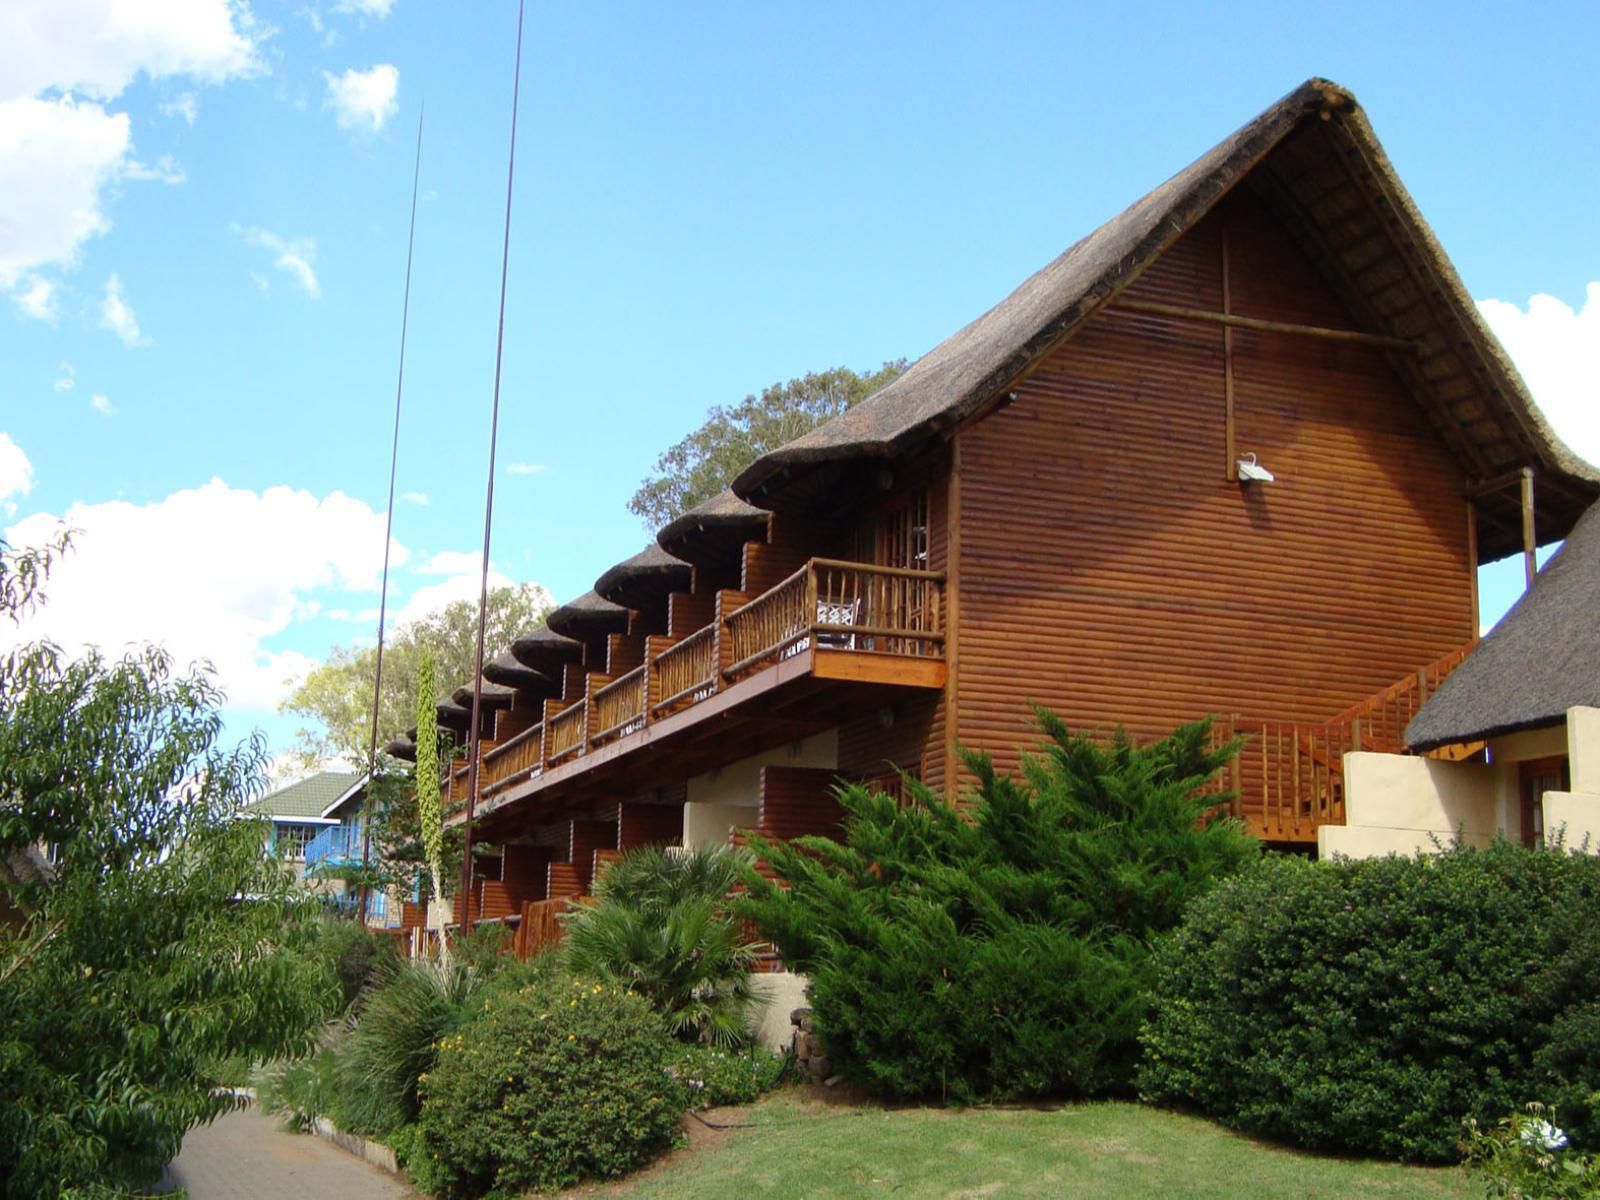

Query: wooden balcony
[{"left": 456, "top": 557, "right": 945, "bottom": 824}]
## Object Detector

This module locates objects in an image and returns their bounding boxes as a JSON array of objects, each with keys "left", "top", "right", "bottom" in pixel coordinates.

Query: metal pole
[
  {"left": 461, "top": 0, "right": 527, "bottom": 927},
  {"left": 360, "top": 106, "right": 426, "bottom": 924}
]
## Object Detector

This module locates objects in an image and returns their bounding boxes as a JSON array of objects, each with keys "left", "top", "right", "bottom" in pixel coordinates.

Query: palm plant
[{"left": 561, "top": 845, "right": 760, "bottom": 1047}]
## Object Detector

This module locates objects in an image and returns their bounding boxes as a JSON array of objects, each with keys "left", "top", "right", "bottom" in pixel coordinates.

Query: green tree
[
  {"left": 739, "top": 713, "right": 1256, "bottom": 1103},
  {"left": 279, "top": 583, "right": 551, "bottom": 772},
  {"left": 628, "top": 361, "right": 907, "bottom": 529},
  {"left": 0, "top": 538, "right": 335, "bottom": 1197}
]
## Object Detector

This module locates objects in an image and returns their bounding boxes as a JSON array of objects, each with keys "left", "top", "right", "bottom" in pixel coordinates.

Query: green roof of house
[{"left": 244, "top": 771, "right": 361, "bottom": 821}]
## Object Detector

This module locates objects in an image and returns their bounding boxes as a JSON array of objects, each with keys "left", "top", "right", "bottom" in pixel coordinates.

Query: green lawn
[{"left": 594, "top": 1092, "right": 1482, "bottom": 1199}]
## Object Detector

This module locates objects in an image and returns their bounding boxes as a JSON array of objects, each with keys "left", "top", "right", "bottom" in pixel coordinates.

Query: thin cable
[
  {"left": 460, "top": 0, "right": 527, "bottom": 925},
  {"left": 358, "top": 104, "right": 426, "bottom": 923}
]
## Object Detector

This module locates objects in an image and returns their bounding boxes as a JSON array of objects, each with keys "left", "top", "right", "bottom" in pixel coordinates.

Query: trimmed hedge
[
  {"left": 1138, "top": 843, "right": 1600, "bottom": 1162},
  {"left": 415, "top": 976, "right": 685, "bottom": 1197}
]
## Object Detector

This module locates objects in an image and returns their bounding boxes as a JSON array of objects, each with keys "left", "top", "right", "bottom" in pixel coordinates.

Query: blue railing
[{"left": 304, "top": 823, "right": 361, "bottom": 871}]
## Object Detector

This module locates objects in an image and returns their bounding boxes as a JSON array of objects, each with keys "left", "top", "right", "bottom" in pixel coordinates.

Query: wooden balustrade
[
  {"left": 591, "top": 665, "right": 646, "bottom": 744},
  {"left": 451, "top": 558, "right": 946, "bottom": 814},
  {"left": 1239, "top": 720, "right": 1353, "bottom": 841},
  {"left": 651, "top": 624, "right": 717, "bottom": 714},
  {"left": 480, "top": 721, "right": 543, "bottom": 795},
  {"left": 1324, "top": 640, "right": 1476, "bottom": 755},
  {"left": 725, "top": 565, "right": 811, "bottom": 677},
  {"left": 545, "top": 702, "right": 587, "bottom": 763}
]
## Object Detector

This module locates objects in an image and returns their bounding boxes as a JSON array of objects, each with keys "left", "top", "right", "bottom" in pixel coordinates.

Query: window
[
  {"left": 275, "top": 822, "right": 319, "bottom": 862},
  {"left": 1519, "top": 757, "right": 1570, "bottom": 849}
]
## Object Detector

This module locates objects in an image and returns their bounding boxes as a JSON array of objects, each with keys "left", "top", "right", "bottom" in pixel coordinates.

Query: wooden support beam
[
  {"left": 1113, "top": 299, "right": 1420, "bottom": 352},
  {"left": 1521, "top": 467, "right": 1537, "bottom": 590},
  {"left": 1221, "top": 218, "right": 1237, "bottom": 482}
]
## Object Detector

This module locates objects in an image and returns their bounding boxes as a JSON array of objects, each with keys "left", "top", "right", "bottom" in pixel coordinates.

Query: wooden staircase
[{"left": 1231, "top": 640, "right": 1476, "bottom": 843}]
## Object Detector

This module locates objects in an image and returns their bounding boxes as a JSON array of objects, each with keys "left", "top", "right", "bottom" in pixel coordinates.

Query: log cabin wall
[{"left": 952, "top": 190, "right": 1474, "bottom": 783}]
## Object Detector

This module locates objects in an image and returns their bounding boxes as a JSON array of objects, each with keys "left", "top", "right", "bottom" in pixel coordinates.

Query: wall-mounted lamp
[{"left": 1236, "top": 453, "right": 1275, "bottom": 484}]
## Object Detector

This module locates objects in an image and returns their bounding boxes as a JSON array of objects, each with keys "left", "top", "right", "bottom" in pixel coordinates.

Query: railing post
[
  {"left": 804, "top": 559, "right": 818, "bottom": 638},
  {"left": 1351, "top": 715, "right": 1362, "bottom": 753}
]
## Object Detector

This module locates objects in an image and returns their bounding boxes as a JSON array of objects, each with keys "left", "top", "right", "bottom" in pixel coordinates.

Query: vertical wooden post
[
  {"left": 1465, "top": 499, "right": 1480, "bottom": 637},
  {"left": 1221, "top": 217, "right": 1237, "bottom": 481},
  {"left": 1520, "top": 467, "right": 1537, "bottom": 591},
  {"left": 1229, "top": 714, "right": 1242, "bottom": 821}
]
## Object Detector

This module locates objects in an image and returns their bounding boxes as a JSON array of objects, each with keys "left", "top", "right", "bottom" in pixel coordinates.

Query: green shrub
[
  {"left": 562, "top": 845, "right": 759, "bottom": 1046},
  {"left": 415, "top": 975, "right": 687, "bottom": 1197},
  {"left": 741, "top": 714, "right": 1254, "bottom": 1103},
  {"left": 316, "top": 916, "right": 401, "bottom": 1012},
  {"left": 1138, "top": 843, "right": 1600, "bottom": 1162},
  {"left": 450, "top": 919, "right": 514, "bottom": 975},
  {"left": 666, "top": 1042, "right": 784, "bottom": 1108},
  {"left": 254, "top": 1040, "right": 342, "bottom": 1132}
]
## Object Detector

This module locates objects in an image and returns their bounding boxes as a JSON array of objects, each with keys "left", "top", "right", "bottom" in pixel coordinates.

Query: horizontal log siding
[{"left": 955, "top": 197, "right": 1472, "bottom": 783}]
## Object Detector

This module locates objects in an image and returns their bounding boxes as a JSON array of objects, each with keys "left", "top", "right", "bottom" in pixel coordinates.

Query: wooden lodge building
[{"left": 389, "top": 79, "right": 1598, "bottom": 978}]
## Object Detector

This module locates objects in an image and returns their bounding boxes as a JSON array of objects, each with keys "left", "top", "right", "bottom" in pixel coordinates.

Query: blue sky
[{"left": 2, "top": 1, "right": 1596, "bottom": 770}]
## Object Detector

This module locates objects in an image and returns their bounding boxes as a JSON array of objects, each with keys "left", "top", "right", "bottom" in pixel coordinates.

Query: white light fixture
[{"left": 1236, "top": 453, "right": 1275, "bottom": 483}]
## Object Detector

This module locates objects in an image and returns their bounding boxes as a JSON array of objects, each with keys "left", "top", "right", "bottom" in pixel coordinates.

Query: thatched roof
[
  {"left": 595, "top": 544, "right": 693, "bottom": 610},
  {"left": 731, "top": 78, "right": 1598, "bottom": 559},
  {"left": 1407, "top": 501, "right": 1600, "bottom": 750},
  {"left": 481, "top": 650, "right": 551, "bottom": 692},
  {"left": 545, "top": 589, "right": 630, "bottom": 640},
  {"left": 509, "top": 624, "right": 584, "bottom": 671},
  {"left": 655, "top": 488, "right": 769, "bottom": 567},
  {"left": 451, "top": 678, "right": 519, "bottom": 711},
  {"left": 383, "top": 736, "right": 417, "bottom": 762}
]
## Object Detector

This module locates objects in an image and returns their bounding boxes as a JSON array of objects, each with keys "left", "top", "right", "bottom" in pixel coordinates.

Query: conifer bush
[
  {"left": 740, "top": 713, "right": 1255, "bottom": 1103},
  {"left": 1138, "top": 843, "right": 1600, "bottom": 1162}
]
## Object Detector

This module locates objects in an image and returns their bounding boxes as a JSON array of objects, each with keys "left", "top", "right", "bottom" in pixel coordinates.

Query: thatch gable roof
[
  {"left": 595, "top": 544, "right": 693, "bottom": 610},
  {"left": 545, "top": 590, "right": 630, "bottom": 640},
  {"left": 656, "top": 489, "right": 769, "bottom": 567},
  {"left": 451, "top": 679, "right": 519, "bottom": 711},
  {"left": 383, "top": 736, "right": 417, "bottom": 762},
  {"left": 731, "top": 78, "right": 1598, "bottom": 559},
  {"left": 509, "top": 624, "right": 584, "bottom": 671},
  {"left": 1407, "top": 501, "right": 1600, "bottom": 750},
  {"left": 481, "top": 650, "right": 551, "bottom": 692}
]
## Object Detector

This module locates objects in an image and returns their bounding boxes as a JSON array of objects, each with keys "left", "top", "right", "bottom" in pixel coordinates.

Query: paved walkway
[{"left": 158, "top": 1105, "right": 417, "bottom": 1198}]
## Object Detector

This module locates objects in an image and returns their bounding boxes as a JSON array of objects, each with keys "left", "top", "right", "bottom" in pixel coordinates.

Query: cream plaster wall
[
  {"left": 751, "top": 971, "right": 810, "bottom": 1052},
  {"left": 1323, "top": 707, "right": 1600, "bottom": 859},
  {"left": 680, "top": 730, "right": 839, "bottom": 850}
]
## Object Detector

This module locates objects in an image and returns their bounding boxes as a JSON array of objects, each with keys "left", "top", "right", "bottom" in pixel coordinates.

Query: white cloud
[
  {"left": 333, "top": 0, "right": 396, "bottom": 18},
  {"left": 322, "top": 64, "right": 398, "bottom": 134},
  {"left": 53, "top": 362, "right": 74, "bottom": 391},
  {"left": 122, "top": 153, "right": 185, "bottom": 184},
  {"left": 161, "top": 92, "right": 198, "bottom": 125},
  {"left": 0, "top": 433, "right": 33, "bottom": 516},
  {"left": 0, "top": 2, "right": 260, "bottom": 288},
  {"left": 99, "top": 272, "right": 149, "bottom": 346},
  {"left": 391, "top": 570, "right": 529, "bottom": 632},
  {"left": 1480, "top": 284, "right": 1600, "bottom": 469},
  {"left": 417, "top": 549, "right": 485, "bottom": 577},
  {"left": 90, "top": 392, "right": 115, "bottom": 416},
  {"left": 13, "top": 274, "right": 56, "bottom": 320},
  {"left": 400, "top": 490, "right": 429, "bottom": 506},
  {"left": 1, "top": 479, "right": 410, "bottom": 711},
  {"left": 0, "top": 0, "right": 260, "bottom": 101},
  {"left": 508, "top": 462, "right": 547, "bottom": 476},
  {"left": 233, "top": 225, "right": 319, "bottom": 298},
  {"left": 0, "top": 95, "right": 129, "bottom": 288}
]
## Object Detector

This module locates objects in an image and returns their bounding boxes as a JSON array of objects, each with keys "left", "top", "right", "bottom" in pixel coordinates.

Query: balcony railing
[
  {"left": 591, "top": 665, "right": 647, "bottom": 745},
  {"left": 450, "top": 558, "right": 944, "bottom": 809},
  {"left": 481, "top": 721, "right": 544, "bottom": 796},
  {"left": 304, "top": 822, "right": 360, "bottom": 870}
]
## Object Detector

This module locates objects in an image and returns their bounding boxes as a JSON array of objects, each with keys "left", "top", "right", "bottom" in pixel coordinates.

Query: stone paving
[{"left": 158, "top": 1105, "right": 417, "bottom": 1198}]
